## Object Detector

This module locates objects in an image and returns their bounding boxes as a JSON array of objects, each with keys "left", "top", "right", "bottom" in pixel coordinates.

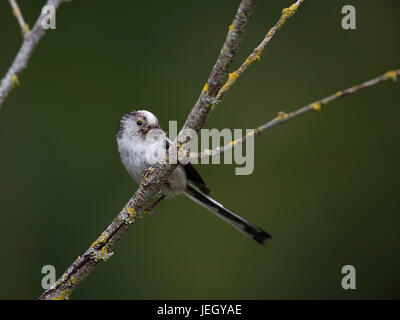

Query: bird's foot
[{"left": 141, "top": 167, "right": 155, "bottom": 181}]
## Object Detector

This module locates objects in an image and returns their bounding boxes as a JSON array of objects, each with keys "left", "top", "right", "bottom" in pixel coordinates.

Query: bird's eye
[{"left": 136, "top": 120, "right": 143, "bottom": 126}]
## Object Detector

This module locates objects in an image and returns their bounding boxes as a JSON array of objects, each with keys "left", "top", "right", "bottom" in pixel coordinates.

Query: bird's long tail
[{"left": 184, "top": 183, "right": 271, "bottom": 245}]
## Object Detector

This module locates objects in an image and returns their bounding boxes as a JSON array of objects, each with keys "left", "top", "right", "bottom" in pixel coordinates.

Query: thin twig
[
  {"left": 189, "top": 69, "right": 399, "bottom": 160},
  {"left": 0, "top": 0, "right": 64, "bottom": 109},
  {"left": 39, "top": 0, "right": 260, "bottom": 300},
  {"left": 183, "top": 0, "right": 260, "bottom": 132},
  {"left": 9, "top": 0, "right": 30, "bottom": 35},
  {"left": 215, "top": 0, "right": 304, "bottom": 106}
]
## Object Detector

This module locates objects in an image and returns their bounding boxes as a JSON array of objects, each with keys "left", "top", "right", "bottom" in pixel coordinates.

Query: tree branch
[
  {"left": 183, "top": 0, "right": 260, "bottom": 132},
  {"left": 189, "top": 69, "right": 399, "bottom": 160},
  {"left": 8, "top": 0, "right": 30, "bottom": 35},
  {"left": 215, "top": 0, "right": 305, "bottom": 106},
  {"left": 0, "top": 0, "right": 64, "bottom": 109},
  {"left": 39, "top": 0, "right": 261, "bottom": 300}
]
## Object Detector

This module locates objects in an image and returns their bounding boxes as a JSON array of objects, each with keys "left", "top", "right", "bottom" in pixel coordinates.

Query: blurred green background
[{"left": 0, "top": 0, "right": 399, "bottom": 299}]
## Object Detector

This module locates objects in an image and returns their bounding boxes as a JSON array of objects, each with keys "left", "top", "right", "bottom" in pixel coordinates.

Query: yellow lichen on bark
[
  {"left": 312, "top": 103, "right": 322, "bottom": 111},
  {"left": 384, "top": 70, "right": 398, "bottom": 82}
]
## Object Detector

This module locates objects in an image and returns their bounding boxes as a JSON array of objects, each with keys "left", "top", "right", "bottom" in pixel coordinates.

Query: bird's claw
[{"left": 141, "top": 167, "right": 155, "bottom": 181}]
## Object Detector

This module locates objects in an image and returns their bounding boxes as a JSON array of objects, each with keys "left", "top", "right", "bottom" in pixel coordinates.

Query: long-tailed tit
[{"left": 116, "top": 110, "right": 271, "bottom": 245}]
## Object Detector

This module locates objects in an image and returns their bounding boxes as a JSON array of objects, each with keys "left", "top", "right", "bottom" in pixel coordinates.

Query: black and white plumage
[{"left": 116, "top": 110, "right": 271, "bottom": 245}]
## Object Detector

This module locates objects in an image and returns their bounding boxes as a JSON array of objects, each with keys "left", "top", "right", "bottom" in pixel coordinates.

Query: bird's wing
[
  {"left": 183, "top": 162, "right": 211, "bottom": 195},
  {"left": 165, "top": 138, "right": 211, "bottom": 195}
]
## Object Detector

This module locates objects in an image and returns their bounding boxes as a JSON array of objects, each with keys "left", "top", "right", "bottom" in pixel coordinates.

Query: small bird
[{"left": 116, "top": 110, "right": 271, "bottom": 245}]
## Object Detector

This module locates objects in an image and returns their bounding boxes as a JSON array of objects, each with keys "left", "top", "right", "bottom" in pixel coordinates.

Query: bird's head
[{"left": 117, "top": 109, "right": 161, "bottom": 139}]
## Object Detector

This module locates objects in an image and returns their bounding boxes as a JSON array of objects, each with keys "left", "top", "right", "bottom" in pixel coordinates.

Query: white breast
[
  {"left": 117, "top": 132, "right": 187, "bottom": 196},
  {"left": 118, "top": 134, "right": 163, "bottom": 183}
]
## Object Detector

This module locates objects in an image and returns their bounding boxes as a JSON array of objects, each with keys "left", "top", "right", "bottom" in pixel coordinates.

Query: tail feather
[{"left": 184, "top": 183, "right": 271, "bottom": 245}]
